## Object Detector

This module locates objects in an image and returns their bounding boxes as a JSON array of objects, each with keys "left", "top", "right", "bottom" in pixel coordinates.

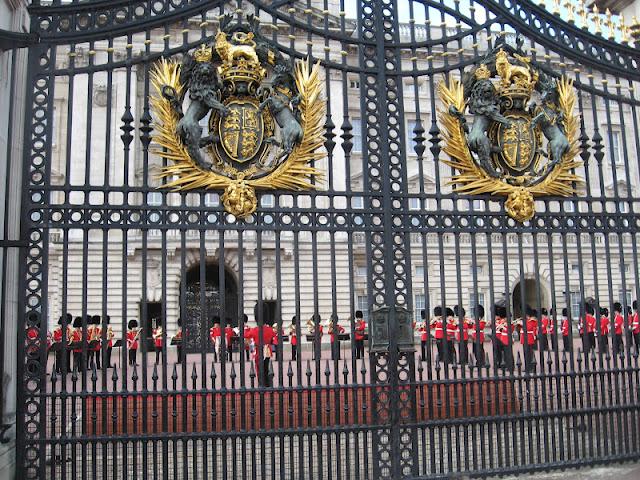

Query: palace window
[
  {"left": 570, "top": 291, "right": 582, "bottom": 319},
  {"left": 414, "top": 294, "right": 426, "bottom": 322},
  {"left": 469, "top": 292, "right": 485, "bottom": 309},
  {"left": 357, "top": 295, "right": 369, "bottom": 322},
  {"left": 611, "top": 131, "right": 622, "bottom": 165},
  {"left": 415, "top": 265, "right": 425, "bottom": 278}
]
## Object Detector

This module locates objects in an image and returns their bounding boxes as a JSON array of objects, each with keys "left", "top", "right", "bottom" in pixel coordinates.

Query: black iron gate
[{"left": 13, "top": 0, "right": 640, "bottom": 479}]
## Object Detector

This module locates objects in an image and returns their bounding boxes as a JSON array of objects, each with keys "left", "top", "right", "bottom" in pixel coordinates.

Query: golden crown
[
  {"left": 194, "top": 44, "right": 213, "bottom": 63},
  {"left": 474, "top": 64, "right": 491, "bottom": 80},
  {"left": 218, "top": 58, "right": 266, "bottom": 85}
]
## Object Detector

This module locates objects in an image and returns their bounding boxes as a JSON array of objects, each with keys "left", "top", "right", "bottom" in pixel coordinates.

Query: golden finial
[
  {"left": 538, "top": 0, "right": 546, "bottom": 10},
  {"left": 552, "top": 0, "right": 561, "bottom": 15},
  {"left": 620, "top": 14, "right": 629, "bottom": 44},
  {"left": 578, "top": 0, "right": 589, "bottom": 29},
  {"left": 565, "top": 1, "right": 575, "bottom": 24},
  {"left": 592, "top": 6, "right": 602, "bottom": 35},
  {"left": 193, "top": 43, "right": 213, "bottom": 62},
  {"left": 630, "top": 16, "right": 640, "bottom": 47},
  {"left": 606, "top": 8, "right": 615, "bottom": 40}
]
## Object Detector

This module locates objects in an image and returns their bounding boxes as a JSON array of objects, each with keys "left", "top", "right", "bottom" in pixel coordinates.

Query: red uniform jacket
[
  {"left": 542, "top": 316, "right": 554, "bottom": 335},
  {"left": 600, "top": 316, "right": 610, "bottom": 335},
  {"left": 71, "top": 328, "right": 83, "bottom": 353},
  {"left": 632, "top": 312, "right": 640, "bottom": 334},
  {"left": 210, "top": 326, "right": 221, "bottom": 343},
  {"left": 430, "top": 317, "right": 444, "bottom": 340},
  {"left": 585, "top": 314, "right": 597, "bottom": 334},
  {"left": 329, "top": 325, "right": 345, "bottom": 343},
  {"left": 90, "top": 326, "right": 102, "bottom": 351},
  {"left": 445, "top": 318, "right": 457, "bottom": 341},
  {"left": 417, "top": 322, "right": 427, "bottom": 342},
  {"left": 225, "top": 326, "right": 234, "bottom": 346},
  {"left": 495, "top": 317, "right": 511, "bottom": 346},
  {"left": 470, "top": 319, "right": 486, "bottom": 343},
  {"left": 152, "top": 327, "right": 163, "bottom": 348},
  {"left": 521, "top": 317, "right": 537, "bottom": 345},
  {"left": 126, "top": 329, "right": 139, "bottom": 350},
  {"left": 355, "top": 319, "right": 366, "bottom": 341},
  {"left": 614, "top": 313, "right": 624, "bottom": 335},
  {"left": 561, "top": 317, "right": 570, "bottom": 337},
  {"left": 454, "top": 318, "right": 470, "bottom": 341}
]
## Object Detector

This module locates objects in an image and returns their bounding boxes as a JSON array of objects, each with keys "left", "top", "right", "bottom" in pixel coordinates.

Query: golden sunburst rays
[
  {"left": 437, "top": 74, "right": 583, "bottom": 221},
  {"left": 148, "top": 57, "right": 326, "bottom": 217}
]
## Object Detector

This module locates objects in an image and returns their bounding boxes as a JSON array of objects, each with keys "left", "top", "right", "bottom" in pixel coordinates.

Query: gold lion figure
[
  {"left": 221, "top": 180, "right": 257, "bottom": 218},
  {"left": 215, "top": 31, "right": 260, "bottom": 66},
  {"left": 495, "top": 49, "right": 532, "bottom": 88}
]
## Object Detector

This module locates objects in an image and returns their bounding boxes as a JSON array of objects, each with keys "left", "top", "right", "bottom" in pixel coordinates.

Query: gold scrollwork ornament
[{"left": 438, "top": 45, "right": 583, "bottom": 223}]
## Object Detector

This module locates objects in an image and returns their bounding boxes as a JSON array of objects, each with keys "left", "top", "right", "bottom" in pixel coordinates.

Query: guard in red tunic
[
  {"left": 599, "top": 307, "right": 610, "bottom": 353},
  {"left": 453, "top": 305, "right": 470, "bottom": 365},
  {"left": 632, "top": 301, "right": 640, "bottom": 354},
  {"left": 521, "top": 308, "right": 538, "bottom": 373},
  {"left": 494, "top": 305, "right": 512, "bottom": 369},
  {"left": 224, "top": 320, "right": 234, "bottom": 361},
  {"left": 152, "top": 317, "right": 163, "bottom": 365},
  {"left": 470, "top": 304, "right": 486, "bottom": 367},
  {"left": 70, "top": 316, "right": 85, "bottom": 372},
  {"left": 613, "top": 303, "right": 625, "bottom": 356},
  {"left": 430, "top": 306, "right": 445, "bottom": 362},
  {"left": 210, "top": 317, "right": 221, "bottom": 362},
  {"left": 173, "top": 318, "right": 183, "bottom": 364},
  {"left": 288, "top": 316, "right": 298, "bottom": 361},
  {"left": 329, "top": 316, "right": 345, "bottom": 360},
  {"left": 584, "top": 303, "right": 597, "bottom": 353},
  {"left": 244, "top": 319, "right": 276, "bottom": 387},
  {"left": 126, "top": 319, "right": 139, "bottom": 366},
  {"left": 52, "top": 316, "right": 72, "bottom": 374},
  {"left": 354, "top": 311, "right": 366, "bottom": 360},
  {"left": 105, "top": 316, "right": 114, "bottom": 368},
  {"left": 416, "top": 310, "right": 428, "bottom": 361},
  {"left": 445, "top": 307, "right": 456, "bottom": 364},
  {"left": 561, "top": 308, "right": 572, "bottom": 352},
  {"left": 540, "top": 308, "right": 551, "bottom": 351}
]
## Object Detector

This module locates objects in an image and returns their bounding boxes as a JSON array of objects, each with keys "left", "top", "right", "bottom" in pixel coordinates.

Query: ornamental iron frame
[{"left": 11, "top": 0, "right": 640, "bottom": 479}]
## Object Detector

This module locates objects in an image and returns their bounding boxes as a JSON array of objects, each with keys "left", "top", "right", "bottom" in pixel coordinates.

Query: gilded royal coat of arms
[
  {"left": 150, "top": 14, "right": 325, "bottom": 218},
  {"left": 438, "top": 40, "right": 582, "bottom": 222}
]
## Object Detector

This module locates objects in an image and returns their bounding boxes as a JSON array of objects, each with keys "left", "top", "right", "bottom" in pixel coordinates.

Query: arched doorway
[
  {"left": 512, "top": 279, "right": 548, "bottom": 319},
  {"left": 181, "top": 263, "right": 238, "bottom": 353}
]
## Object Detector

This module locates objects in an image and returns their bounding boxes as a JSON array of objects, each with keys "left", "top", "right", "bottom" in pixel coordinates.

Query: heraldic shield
[
  {"left": 438, "top": 37, "right": 583, "bottom": 223},
  {"left": 149, "top": 14, "right": 325, "bottom": 218}
]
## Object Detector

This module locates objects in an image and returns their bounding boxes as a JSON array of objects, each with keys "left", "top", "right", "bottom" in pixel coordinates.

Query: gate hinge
[
  {"left": 369, "top": 305, "right": 415, "bottom": 353},
  {"left": 0, "top": 29, "right": 39, "bottom": 52}
]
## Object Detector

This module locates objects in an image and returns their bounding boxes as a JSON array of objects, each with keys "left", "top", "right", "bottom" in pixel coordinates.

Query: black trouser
[
  {"left": 128, "top": 349, "right": 136, "bottom": 365},
  {"left": 291, "top": 343, "right": 297, "bottom": 361},
  {"left": 313, "top": 341, "right": 320, "bottom": 360},
  {"left": 155, "top": 349, "right": 161, "bottom": 364},
  {"left": 599, "top": 335, "right": 609, "bottom": 353},
  {"left": 227, "top": 344, "right": 233, "bottom": 361},
  {"left": 474, "top": 342, "right": 485, "bottom": 367},
  {"left": 73, "top": 351, "right": 84, "bottom": 372},
  {"left": 495, "top": 342, "right": 504, "bottom": 367},
  {"left": 458, "top": 342, "right": 469, "bottom": 365},
  {"left": 587, "top": 332, "right": 596, "bottom": 352},
  {"left": 634, "top": 333, "right": 640, "bottom": 353},
  {"left": 420, "top": 340, "right": 427, "bottom": 361},
  {"left": 540, "top": 335, "right": 548, "bottom": 351},
  {"left": 177, "top": 345, "right": 183, "bottom": 363},
  {"left": 445, "top": 340, "right": 455, "bottom": 364},
  {"left": 88, "top": 351, "right": 94, "bottom": 370},
  {"left": 355, "top": 339, "right": 364, "bottom": 359},
  {"left": 524, "top": 344, "right": 536, "bottom": 373},
  {"left": 55, "top": 349, "right": 64, "bottom": 373},
  {"left": 563, "top": 335, "right": 572, "bottom": 351},
  {"left": 106, "top": 346, "right": 113, "bottom": 367},
  {"left": 435, "top": 339, "right": 444, "bottom": 362},
  {"left": 331, "top": 340, "right": 340, "bottom": 360},
  {"left": 503, "top": 345, "right": 514, "bottom": 371},
  {"left": 613, "top": 333, "right": 624, "bottom": 355},
  {"left": 260, "top": 358, "right": 272, "bottom": 387},
  {"left": 95, "top": 350, "right": 101, "bottom": 369}
]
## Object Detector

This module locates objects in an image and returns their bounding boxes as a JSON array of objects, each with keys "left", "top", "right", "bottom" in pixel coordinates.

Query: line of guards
[
  {"left": 415, "top": 300, "right": 640, "bottom": 373},
  {"left": 31, "top": 300, "right": 640, "bottom": 381}
]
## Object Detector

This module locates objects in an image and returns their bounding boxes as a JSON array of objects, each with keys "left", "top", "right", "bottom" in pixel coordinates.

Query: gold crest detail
[{"left": 437, "top": 48, "right": 582, "bottom": 223}]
